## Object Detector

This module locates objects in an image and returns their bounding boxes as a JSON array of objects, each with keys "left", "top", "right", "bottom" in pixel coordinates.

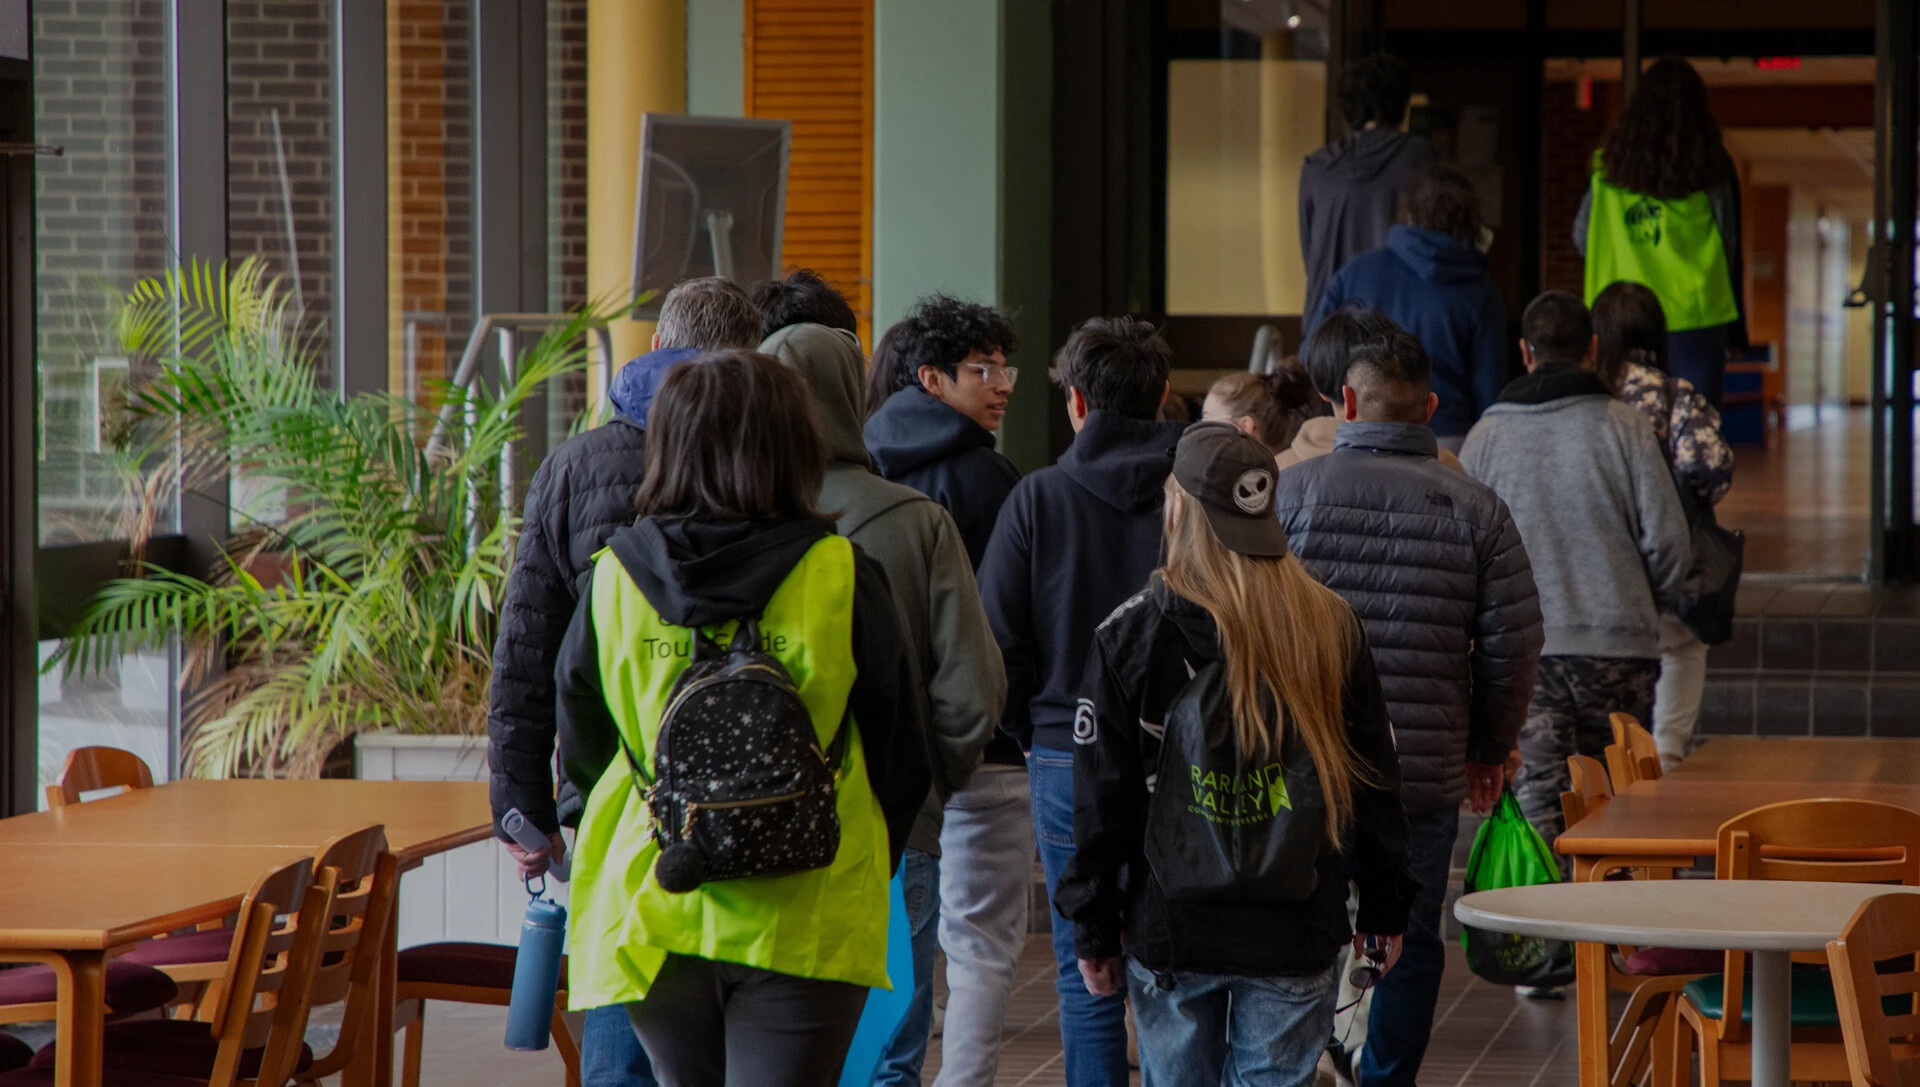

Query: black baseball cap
[{"left": 1172, "top": 422, "right": 1290, "bottom": 558}]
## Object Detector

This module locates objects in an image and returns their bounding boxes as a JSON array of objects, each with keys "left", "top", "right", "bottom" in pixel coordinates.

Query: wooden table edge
[
  {"left": 392, "top": 824, "right": 493, "bottom": 867},
  {"left": 0, "top": 895, "right": 244, "bottom": 952},
  {"left": 1554, "top": 835, "right": 1715, "bottom": 858}
]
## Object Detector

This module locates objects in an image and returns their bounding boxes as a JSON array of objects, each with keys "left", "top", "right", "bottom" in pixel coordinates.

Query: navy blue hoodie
[
  {"left": 1310, "top": 225, "right": 1509, "bottom": 439},
  {"left": 976, "top": 412, "right": 1185, "bottom": 753},
  {"left": 606, "top": 345, "right": 701, "bottom": 425},
  {"left": 864, "top": 386, "right": 1022, "bottom": 568}
]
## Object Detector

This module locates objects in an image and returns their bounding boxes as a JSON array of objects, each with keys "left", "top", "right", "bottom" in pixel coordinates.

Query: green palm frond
[{"left": 54, "top": 257, "right": 612, "bottom": 778}]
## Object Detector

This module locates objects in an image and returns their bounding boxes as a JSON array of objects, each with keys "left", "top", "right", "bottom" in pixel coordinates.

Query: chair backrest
[
  {"left": 203, "top": 855, "right": 334, "bottom": 1087},
  {"left": 44, "top": 746, "right": 153, "bottom": 809},
  {"left": 294, "top": 824, "right": 396, "bottom": 1078},
  {"left": 1711, "top": 799, "right": 1920, "bottom": 1043},
  {"left": 1560, "top": 753, "right": 1613, "bottom": 827},
  {"left": 1828, "top": 892, "right": 1920, "bottom": 1087},
  {"left": 1605, "top": 714, "right": 1661, "bottom": 788}
]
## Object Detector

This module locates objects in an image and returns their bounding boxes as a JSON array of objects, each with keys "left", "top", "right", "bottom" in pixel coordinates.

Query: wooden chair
[
  {"left": 1827, "top": 891, "right": 1920, "bottom": 1086},
  {"left": 43, "top": 746, "right": 153, "bottom": 809},
  {"left": 0, "top": 854, "right": 335, "bottom": 1086},
  {"left": 393, "top": 942, "right": 581, "bottom": 1087},
  {"left": 1605, "top": 713, "right": 1662, "bottom": 790},
  {"left": 1668, "top": 798, "right": 1920, "bottom": 1085},
  {"left": 288, "top": 825, "right": 398, "bottom": 1085},
  {"left": 1560, "top": 754, "right": 1711, "bottom": 1087}
]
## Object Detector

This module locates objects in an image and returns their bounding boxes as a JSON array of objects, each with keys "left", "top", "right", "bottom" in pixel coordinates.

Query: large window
[{"left": 32, "top": 0, "right": 177, "bottom": 797}]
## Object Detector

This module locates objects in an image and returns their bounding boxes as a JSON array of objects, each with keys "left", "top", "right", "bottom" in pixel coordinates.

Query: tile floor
[{"left": 382, "top": 936, "right": 1596, "bottom": 1086}]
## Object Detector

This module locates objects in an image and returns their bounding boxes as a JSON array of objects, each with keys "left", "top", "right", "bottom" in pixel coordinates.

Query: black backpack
[
  {"left": 1143, "top": 658, "right": 1328, "bottom": 905},
  {"left": 619, "top": 616, "right": 849, "bottom": 893},
  {"left": 1661, "top": 374, "right": 1745, "bottom": 645}
]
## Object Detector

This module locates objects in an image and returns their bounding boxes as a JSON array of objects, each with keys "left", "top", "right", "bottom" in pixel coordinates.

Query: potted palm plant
[{"left": 49, "top": 258, "right": 609, "bottom": 784}]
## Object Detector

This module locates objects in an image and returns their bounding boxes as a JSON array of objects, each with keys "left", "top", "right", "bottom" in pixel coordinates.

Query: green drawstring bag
[{"left": 1459, "top": 789, "right": 1577, "bottom": 988}]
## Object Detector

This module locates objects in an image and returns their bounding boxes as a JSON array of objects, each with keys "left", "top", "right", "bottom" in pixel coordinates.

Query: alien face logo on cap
[{"left": 1233, "top": 469, "right": 1273, "bottom": 514}]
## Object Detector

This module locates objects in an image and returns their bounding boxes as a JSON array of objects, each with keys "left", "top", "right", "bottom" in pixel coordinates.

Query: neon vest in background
[
  {"left": 566, "top": 534, "right": 891, "bottom": 1007},
  {"left": 1583, "top": 168, "right": 1738, "bottom": 332}
]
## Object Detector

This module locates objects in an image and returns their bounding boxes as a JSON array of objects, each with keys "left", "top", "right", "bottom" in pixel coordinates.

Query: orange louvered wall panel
[{"left": 743, "top": 0, "right": 874, "bottom": 347}]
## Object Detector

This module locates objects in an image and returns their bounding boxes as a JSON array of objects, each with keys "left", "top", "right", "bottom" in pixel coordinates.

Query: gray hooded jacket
[
  {"left": 1273, "top": 421, "right": 1542, "bottom": 811},
  {"left": 763, "top": 323, "right": 1006, "bottom": 855},
  {"left": 1461, "top": 366, "right": 1691, "bottom": 660}
]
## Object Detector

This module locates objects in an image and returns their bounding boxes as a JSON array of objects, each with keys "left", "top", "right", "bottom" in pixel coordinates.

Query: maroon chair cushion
[
  {"left": 116, "top": 929, "right": 233, "bottom": 967},
  {"left": 1623, "top": 946, "right": 1723, "bottom": 976},
  {"left": 0, "top": 1035, "right": 28, "bottom": 1073},
  {"left": 0, "top": 1067, "right": 204, "bottom": 1086},
  {"left": 398, "top": 941, "right": 519, "bottom": 990},
  {"left": 0, "top": 962, "right": 177, "bottom": 1018},
  {"left": 29, "top": 1019, "right": 311, "bottom": 1079}
]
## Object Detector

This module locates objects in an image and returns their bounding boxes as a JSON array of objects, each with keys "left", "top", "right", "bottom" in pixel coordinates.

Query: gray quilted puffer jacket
[{"left": 1273, "top": 421, "right": 1544, "bottom": 812}]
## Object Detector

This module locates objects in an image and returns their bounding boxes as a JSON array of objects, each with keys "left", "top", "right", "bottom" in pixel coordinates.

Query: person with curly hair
[
  {"left": 1574, "top": 56, "right": 1745, "bottom": 408},
  {"left": 1310, "top": 164, "right": 1509, "bottom": 450},
  {"left": 863, "top": 294, "right": 1023, "bottom": 567},
  {"left": 1298, "top": 53, "right": 1433, "bottom": 319},
  {"left": 750, "top": 268, "right": 860, "bottom": 341}
]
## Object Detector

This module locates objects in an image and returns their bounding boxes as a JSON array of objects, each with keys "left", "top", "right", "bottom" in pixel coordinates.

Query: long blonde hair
[{"left": 1160, "top": 476, "right": 1366, "bottom": 842}]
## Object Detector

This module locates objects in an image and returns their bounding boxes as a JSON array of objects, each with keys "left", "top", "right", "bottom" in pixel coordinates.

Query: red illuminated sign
[{"left": 1755, "top": 56, "right": 1802, "bottom": 70}]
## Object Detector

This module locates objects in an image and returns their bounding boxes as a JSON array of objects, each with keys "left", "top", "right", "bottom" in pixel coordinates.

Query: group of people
[{"left": 478, "top": 48, "right": 1742, "bottom": 1087}]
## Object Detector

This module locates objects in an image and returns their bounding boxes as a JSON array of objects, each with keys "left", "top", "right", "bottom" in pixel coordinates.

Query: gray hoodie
[
  {"left": 1461, "top": 365, "right": 1690, "bottom": 660},
  {"left": 763, "top": 323, "right": 1007, "bottom": 855},
  {"left": 1299, "top": 127, "right": 1433, "bottom": 319}
]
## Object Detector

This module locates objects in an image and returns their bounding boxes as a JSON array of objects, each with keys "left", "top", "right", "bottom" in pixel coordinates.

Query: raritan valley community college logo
[
  {"left": 1187, "top": 762, "right": 1291, "bottom": 826},
  {"left": 1624, "top": 199, "right": 1663, "bottom": 246}
]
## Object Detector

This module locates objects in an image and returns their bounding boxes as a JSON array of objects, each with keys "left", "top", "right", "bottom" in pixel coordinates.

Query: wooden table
[
  {"left": 0, "top": 779, "right": 490, "bottom": 1087},
  {"left": 1661, "top": 737, "right": 1920, "bottom": 786},
  {"left": 0, "top": 843, "right": 305, "bottom": 1087},
  {"left": 1457, "top": 881, "right": 1920, "bottom": 1087}
]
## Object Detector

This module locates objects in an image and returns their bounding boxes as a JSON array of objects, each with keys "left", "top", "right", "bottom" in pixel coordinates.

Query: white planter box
[{"left": 355, "top": 732, "right": 566, "bottom": 949}]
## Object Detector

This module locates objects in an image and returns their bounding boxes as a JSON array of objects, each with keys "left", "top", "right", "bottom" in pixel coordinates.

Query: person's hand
[
  {"left": 1354, "top": 933, "right": 1404, "bottom": 977},
  {"left": 1505, "top": 748, "right": 1524, "bottom": 782},
  {"left": 1078, "top": 956, "right": 1125, "bottom": 997},
  {"left": 1466, "top": 760, "right": 1507, "bottom": 814},
  {"left": 506, "top": 831, "right": 566, "bottom": 880}
]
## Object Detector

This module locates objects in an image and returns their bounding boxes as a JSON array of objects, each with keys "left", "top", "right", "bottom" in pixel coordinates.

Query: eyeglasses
[{"left": 964, "top": 363, "right": 1020, "bottom": 389}]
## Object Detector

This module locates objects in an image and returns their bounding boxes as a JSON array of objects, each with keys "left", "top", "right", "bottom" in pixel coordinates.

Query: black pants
[{"left": 624, "top": 954, "right": 869, "bottom": 1087}]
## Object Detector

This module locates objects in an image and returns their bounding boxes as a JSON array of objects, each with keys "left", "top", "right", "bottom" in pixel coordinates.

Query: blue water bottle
[{"left": 502, "top": 808, "right": 568, "bottom": 1052}]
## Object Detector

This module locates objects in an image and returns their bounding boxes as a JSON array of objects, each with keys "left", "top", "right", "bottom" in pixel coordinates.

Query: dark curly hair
[
  {"left": 1397, "top": 163, "right": 1482, "bottom": 247},
  {"left": 862, "top": 294, "right": 1018, "bottom": 416},
  {"left": 1600, "top": 56, "right": 1728, "bottom": 200},
  {"left": 1592, "top": 280, "right": 1668, "bottom": 393},
  {"left": 1339, "top": 54, "right": 1413, "bottom": 129},
  {"left": 1049, "top": 316, "right": 1172, "bottom": 421},
  {"left": 750, "top": 268, "right": 859, "bottom": 340}
]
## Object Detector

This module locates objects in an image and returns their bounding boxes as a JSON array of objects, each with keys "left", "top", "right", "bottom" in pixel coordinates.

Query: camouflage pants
[{"left": 1514, "top": 655, "right": 1660, "bottom": 850}]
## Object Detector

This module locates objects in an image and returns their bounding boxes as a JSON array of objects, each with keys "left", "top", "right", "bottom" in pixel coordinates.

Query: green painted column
[
  {"left": 875, "top": 0, "right": 1054, "bottom": 471},
  {"left": 686, "top": 1, "right": 743, "bottom": 116}
]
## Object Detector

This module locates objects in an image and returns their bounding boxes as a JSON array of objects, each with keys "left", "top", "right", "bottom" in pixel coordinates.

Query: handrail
[{"left": 420, "top": 313, "right": 616, "bottom": 554}]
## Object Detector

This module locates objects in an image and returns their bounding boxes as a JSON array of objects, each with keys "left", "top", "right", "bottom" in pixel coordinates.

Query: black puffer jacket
[
  {"left": 485, "top": 346, "right": 698, "bottom": 839},
  {"left": 1272, "top": 421, "right": 1543, "bottom": 812}
]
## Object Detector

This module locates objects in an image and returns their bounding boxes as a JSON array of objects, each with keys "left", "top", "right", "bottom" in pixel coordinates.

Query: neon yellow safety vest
[
  {"left": 566, "top": 534, "right": 891, "bottom": 1007},
  {"left": 1583, "top": 166, "right": 1739, "bottom": 332}
]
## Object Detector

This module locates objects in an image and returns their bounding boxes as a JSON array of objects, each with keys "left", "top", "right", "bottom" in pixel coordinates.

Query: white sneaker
[{"left": 1515, "top": 985, "right": 1565, "bottom": 1000}]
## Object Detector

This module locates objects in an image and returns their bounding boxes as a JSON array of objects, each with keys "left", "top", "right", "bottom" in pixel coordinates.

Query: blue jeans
[
  {"left": 1030, "top": 746, "right": 1130, "bottom": 1087},
  {"left": 1357, "top": 805, "right": 1460, "bottom": 1087},
  {"left": 581, "top": 1002, "right": 657, "bottom": 1087},
  {"left": 874, "top": 848, "right": 942, "bottom": 1087},
  {"left": 1127, "top": 958, "right": 1337, "bottom": 1086}
]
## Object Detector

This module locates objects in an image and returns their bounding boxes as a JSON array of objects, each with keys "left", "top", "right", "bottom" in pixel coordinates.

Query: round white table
[{"left": 1454, "top": 880, "right": 1920, "bottom": 1087}]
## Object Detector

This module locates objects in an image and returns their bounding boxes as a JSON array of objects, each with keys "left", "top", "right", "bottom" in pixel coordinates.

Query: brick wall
[
  {"left": 548, "top": 0, "right": 588, "bottom": 426},
  {"left": 33, "top": 0, "right": 170, "bottom": 543},
  {"left": 388, "top": 1, "right": 473, "bottom": 401},
  {"left": 1539, "top": 79, "right": 1617, "bottom": 297},
  {"left": 227, "top": 0, "right": 334, "bottom": 367}
]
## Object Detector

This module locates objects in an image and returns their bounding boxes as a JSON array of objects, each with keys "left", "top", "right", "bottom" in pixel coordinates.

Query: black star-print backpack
[{"left": 617, "top": 616, "right": 850, "bottom": 893}]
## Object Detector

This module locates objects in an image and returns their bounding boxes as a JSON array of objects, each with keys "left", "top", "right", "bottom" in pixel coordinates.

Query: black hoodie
[
  {"left": 1055, "top": 576, "right": 1416, "bottom": 976},
  {"left": 864, "top": 386, "right": 1022, "bottom": 568},
  {"left": 554, "top": 517, "right": 933, "bottom": 870},
  {"left": 977, "top": 412, "right": 1187, "bottom": 753},
  {"left": 1299, "top": 127, "right": 1434, "bottom": 320}
]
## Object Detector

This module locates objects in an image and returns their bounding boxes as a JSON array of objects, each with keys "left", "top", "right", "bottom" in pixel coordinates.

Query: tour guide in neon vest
[
  {"left": 554, "top": 350, "right": 931, "bottom": 1086},
  {"left": 1574, "top": 55, "right": 1746, "bottom": 409}
]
